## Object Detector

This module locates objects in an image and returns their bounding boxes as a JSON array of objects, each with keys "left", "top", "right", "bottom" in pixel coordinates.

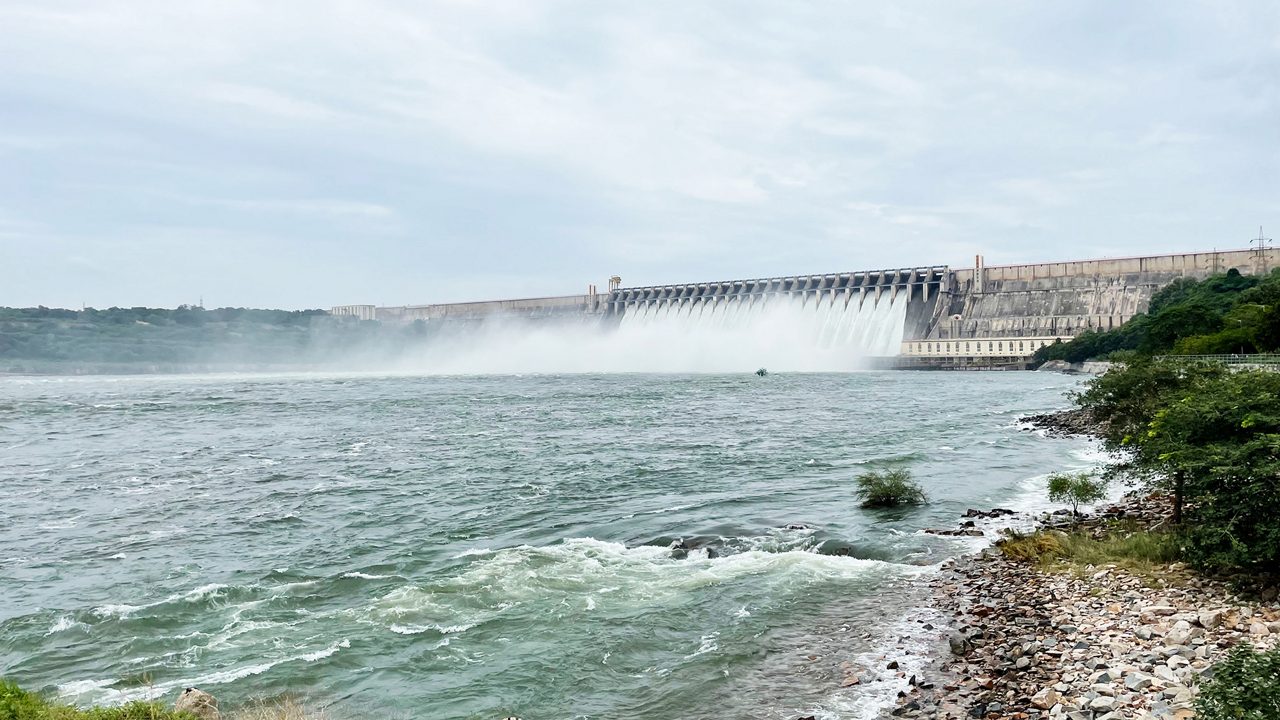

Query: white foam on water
[
  {"left": 300, "top": 638, "right": 350, "bottom": 662},
  {"left": 452, "top": 547, "right": 494, "bottom": 558},
  {"left": 39, "top": 515, "right": 82, "bottom": 530},
  {"left": 341, "top": 571, "right": 395, "bottom": 580},
  {"left": 811, "top": 606, "right": 950, "bottom": 720},
  {"left": 683, "top": 633, "right": 719, "bottom": 660},
  {"left": 91, "top": 583, "right": 229, "bottom": 619},
  {"left": 46, "top": 615, "right": 88, "bottom": 635},
  {"left": 388, "top": 622, "right": 476, "bottom": 635},
  {"left": 58, "top": 639, "right": 352, "bottom": 706},
  {"left": 367, "top": 537, "right": 911, "bottom": 643}
]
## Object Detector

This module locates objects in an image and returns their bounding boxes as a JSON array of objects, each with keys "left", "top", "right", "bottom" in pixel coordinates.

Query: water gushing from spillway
[
  {"left": 381, "top": 290, "right": 910, "bottom": 374},
  {"left": 617, "top": 291, "right": 910, "bottom": 370}
]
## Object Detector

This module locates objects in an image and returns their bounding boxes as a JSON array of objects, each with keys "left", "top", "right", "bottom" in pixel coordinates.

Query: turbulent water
[{"left": 0, "top": 371, "right": 1093, "bottom": 719}]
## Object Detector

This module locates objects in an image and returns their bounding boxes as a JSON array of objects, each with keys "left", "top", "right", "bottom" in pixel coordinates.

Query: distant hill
[{"left": 0, "top": 306, "right": 425, "bottom": 373}]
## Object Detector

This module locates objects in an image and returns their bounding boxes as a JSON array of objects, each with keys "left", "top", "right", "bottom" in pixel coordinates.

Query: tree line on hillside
[
  {"left": 1035, "top": 267, "right": 1280, "bottom": 364},
  {"left": 0, "top": 306, "right": 438, "bottom": 367}
]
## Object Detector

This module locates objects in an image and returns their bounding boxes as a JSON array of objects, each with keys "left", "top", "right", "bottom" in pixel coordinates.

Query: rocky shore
[
  {"left": 1022, "top": 409, "right": 1106, "bottom": 439},
  {"left": 877, "top": 496, "right": 1280, "bottom": 720}
]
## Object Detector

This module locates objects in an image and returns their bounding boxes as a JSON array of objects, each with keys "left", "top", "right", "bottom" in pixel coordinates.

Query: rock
[
  {"left": 1125, "top": 673, "right": 1153, "bottom": 691},
  {"left": 175, "top": 688, "right": 220, "bottom": 720},
  {"left": 1250, "top": 622, "right": 1271, "bottom": 635},
  {"left": 1031, "top": 688, "right": 1059, "bottom": 710},
  {"left": 1145, "top": 605, "right": 1178, "bottom": 617},
  {"left": 1089, "top": 696, "right": 1116, "bottom": 712},
  {"left": 948, "top": 632, "right": 972, "bottom": 656},
  {"left": 1198, "top": 610, "right": 1224, "bottom": 629},
  {"left": 1164, "top": 620, "right": 1194, "bottom": 646},
  {"left": 841, "top": 674, "right": 861, "bottom": 687}
]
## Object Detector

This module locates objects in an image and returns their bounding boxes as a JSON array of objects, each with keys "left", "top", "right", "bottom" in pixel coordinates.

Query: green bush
[
  {"left": 1076, "top": 361, "right": 1280, "bottom": 572},
  {"left": 854, "top": 469, "right": 926, "bottom": 508},
  {"left": 0, "top": 680, "right": 195, "bottom": 720},
  {"left": 1195, "top": 644, "right": 1280, "bottom": 720},
  {"left": 1046, "top": 472, "right": 1108, "bottom": 519}
]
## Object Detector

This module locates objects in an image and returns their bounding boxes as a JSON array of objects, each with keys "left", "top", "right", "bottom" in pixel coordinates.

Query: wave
[
  {"left": 57, "top": 640, "right": 350, "bottom": 706},
  {"left": 364, "top": 537, "right": 908, "bottom": 642},
  {"left": 45, "top": 615, "right": 89, "bottom": 635},
  {"left": 91, "top": 583, "right": 229, "bottom": 619}
]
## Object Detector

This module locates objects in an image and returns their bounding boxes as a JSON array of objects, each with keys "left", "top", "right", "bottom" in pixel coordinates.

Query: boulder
[
  {"left": 1164, "top": 620, "right": 1194, "bottom": 646},
  {"left": 1197, "top": 609, "right": 1224, "bottom": 629},
  {"left": 175, "top": 688, "right": 220, "bottom": 720},
  {"left": 1030, "top": 688, "right": 1058, "bottom": 710}
]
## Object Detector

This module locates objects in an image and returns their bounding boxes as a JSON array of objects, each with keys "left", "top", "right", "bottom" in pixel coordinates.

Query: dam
[{"left": 331, "top": 247, "right": 1278, "bottom": 369}]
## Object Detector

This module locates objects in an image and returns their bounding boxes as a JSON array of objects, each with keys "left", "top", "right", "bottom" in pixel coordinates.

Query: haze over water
[{"left": 1, "top": 371, "right": 1093, "bottom": 719}]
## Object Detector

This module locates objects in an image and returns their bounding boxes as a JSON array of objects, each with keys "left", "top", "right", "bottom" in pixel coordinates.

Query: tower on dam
[{"left": 331, "top": 247, "right": 1280, "bottom": 370}]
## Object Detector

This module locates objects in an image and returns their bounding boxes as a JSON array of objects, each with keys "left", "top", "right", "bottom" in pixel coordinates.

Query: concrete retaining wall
[{"left": 932, "top": 248, "right": 1277, "bottom": 341}]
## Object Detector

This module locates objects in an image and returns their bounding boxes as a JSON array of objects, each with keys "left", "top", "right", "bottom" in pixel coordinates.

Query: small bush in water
[
  {"left": 1195, "top": 643, "right": 1280, "bottom": 720},
  {"left": 854, "top": 470, "right": 926, "bottom": 508}
]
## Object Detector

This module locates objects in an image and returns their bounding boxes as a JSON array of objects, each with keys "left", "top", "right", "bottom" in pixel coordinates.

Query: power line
[{"left": 1252, "top": 226, "right": 1273, "bottom": 275}]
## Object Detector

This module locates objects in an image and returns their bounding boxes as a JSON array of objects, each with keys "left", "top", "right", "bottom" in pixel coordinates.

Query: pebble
[{"left": 876, "top": 492, "right": 1280, "bottom": 720}]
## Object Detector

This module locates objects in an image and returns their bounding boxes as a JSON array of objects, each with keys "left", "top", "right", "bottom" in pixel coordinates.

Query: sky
[{"left": 1, "top": 1, "right": 1278, "bottom": 310}]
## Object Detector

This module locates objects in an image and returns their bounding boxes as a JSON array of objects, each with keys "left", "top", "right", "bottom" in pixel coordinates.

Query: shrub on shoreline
[
  {"left": 1194, "top": 643, "right": 1280, "bottom": 720},
  {"left": 854, "top": 469, "right": 926, "bottom": 508},
  {"left": 1076, "top": 360, "right": 1280, "bottom": 572},
  {"left": 1046, "top": 472, "right": 1108, "bottom": 520}
]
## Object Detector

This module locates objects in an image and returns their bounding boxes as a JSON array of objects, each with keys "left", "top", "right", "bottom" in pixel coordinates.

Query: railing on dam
[
  {"left": 608, "top": 266, "right": 948, "bottom": 313},
  {"left": 1154, "top": 354, "right": 1280, "bottom": 366}
]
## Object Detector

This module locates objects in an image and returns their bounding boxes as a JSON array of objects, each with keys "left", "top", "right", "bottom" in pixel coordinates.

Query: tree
[
  {"left": 1046, "top": 473, "right": 1107, "bottom": 520},
  {"left": 1075, "top": 360, "right": 1280, "bottom": 571}
]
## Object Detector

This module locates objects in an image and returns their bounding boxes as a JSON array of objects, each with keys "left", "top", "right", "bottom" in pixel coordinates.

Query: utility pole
[{"left": 1252, "top": 226, "right": 1273, "bottom": 275}]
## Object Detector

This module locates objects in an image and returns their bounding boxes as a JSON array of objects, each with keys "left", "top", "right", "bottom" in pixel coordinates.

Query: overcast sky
[{"left": 2, "top": 1, "right": 1278, "bottom": 309}]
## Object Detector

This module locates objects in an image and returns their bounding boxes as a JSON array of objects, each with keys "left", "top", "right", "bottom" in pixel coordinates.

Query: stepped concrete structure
[{"left": 332, "top": 247, "right": 1279, "bottom": 369}]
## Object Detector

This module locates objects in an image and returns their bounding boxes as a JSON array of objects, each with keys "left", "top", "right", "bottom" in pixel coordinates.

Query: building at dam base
[{"left": 331, "top": 247, "right": 1278, "bottom": 370}]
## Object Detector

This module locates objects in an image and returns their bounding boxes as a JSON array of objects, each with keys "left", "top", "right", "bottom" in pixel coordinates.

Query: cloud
[{"left": 0, "top": 1, "right": 1276, "bottom": 308}]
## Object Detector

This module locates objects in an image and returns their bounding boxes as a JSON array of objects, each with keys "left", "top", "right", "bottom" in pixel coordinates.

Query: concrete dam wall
[
  {"left": 332, "top": 247, "right": 1278, "bottom": 367},
  {"left": 932, "top": 248, "right": 1273, "bottom": 342}
]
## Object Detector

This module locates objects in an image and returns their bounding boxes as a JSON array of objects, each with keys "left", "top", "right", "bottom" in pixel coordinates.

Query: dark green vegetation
[
  {"left": 1045, "top": 472, "right": 1107, "bottom": 520},
  {"left": 1035, "top": 268, "right": 1280, "bottom": 364},
  {"left": 853, "top": 469, "right": 926, "bottom": 508},
  {"left": 1075, "top": 359, "right": 1280, "bottom": 574},
  {"left": 1194, "top": 644, "right": 1280, "bottom": 720},
  {"left": 0, "top": 681, "right": 193, "bottom": 720},
  {"left": 0, "top": 306, "right": 431, "bottom": 371}
]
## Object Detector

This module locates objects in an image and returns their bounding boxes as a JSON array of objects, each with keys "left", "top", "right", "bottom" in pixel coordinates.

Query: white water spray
[{"left": 392, "top": 291, "right": 909, "bottom": 374}]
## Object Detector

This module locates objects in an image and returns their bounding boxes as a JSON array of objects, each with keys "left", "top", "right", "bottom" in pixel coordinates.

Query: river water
[{"left": 0, "top": 371, "right": 1093, "bottom": 719}]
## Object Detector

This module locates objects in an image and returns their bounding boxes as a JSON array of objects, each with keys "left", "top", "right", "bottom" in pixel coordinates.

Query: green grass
[
  {"left": 854, "top": 469, "right": 926, "bottom": 508},
  {"left": 999, "top": 522, "right": 1182, "bottom": 577},
  {"left": 0, "top": 681, "right": 195, "bottom": 720}
]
